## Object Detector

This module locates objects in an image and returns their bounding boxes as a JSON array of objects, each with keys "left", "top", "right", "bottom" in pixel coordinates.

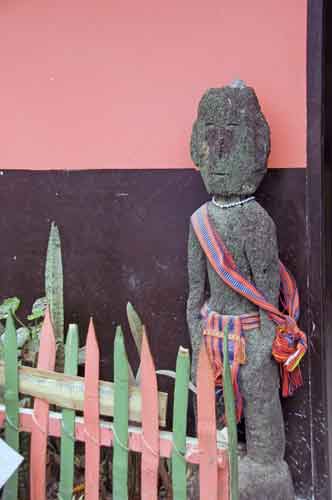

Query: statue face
[{"left": 190, "top": 85, "right": 270, "bottom": 196}]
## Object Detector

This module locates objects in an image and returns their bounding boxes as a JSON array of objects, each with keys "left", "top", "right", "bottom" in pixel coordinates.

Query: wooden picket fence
[{"left": 0, "top": 308, "right": 230, "bottom": 500}]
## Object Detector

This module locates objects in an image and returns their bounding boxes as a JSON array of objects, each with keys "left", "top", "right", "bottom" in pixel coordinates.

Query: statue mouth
[{"left": 213, "top": 172, "right": 228, "bottom": 176}]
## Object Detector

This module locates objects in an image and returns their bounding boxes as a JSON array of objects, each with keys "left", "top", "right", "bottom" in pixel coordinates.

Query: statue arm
[
  {"left": 186, "top": 223, "right": 207, "bottom": 355},
  {"left": 245, "top": 213, "right": 280, "bottom": 350}
]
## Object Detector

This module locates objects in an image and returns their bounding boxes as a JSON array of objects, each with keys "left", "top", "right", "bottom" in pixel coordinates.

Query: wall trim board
[{"left": 306, "top": 0, "right": 330, "bottom": 498}]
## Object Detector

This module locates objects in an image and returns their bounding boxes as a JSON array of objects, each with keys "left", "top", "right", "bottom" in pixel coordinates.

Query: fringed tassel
[
  {"left": 272, "top": 324, "right": 307, "bottom": 397},
  {"left": 284, "top": 344, "right": 306, "bottom": 372},
  {"left": 281, "top": 366, "right": 303, "bottom": 397}
]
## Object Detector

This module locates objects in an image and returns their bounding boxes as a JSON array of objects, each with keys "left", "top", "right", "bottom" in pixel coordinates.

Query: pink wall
[{"left": 0, "top": 1, "right": 307, "bottom": 170}]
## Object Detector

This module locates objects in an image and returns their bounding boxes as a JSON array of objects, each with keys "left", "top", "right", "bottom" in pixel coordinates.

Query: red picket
[
  {"left": 84, "top": 318, "right": 100, "bottom": 500},
  {"left": 140, "top": 329, "right": 159, "bottom": 500},
  {"left": 197, "top": 341, "right": 219, "bottom": 500},
  {"left": 218, "top": 457, "right": 229, "bottom": 500},
  {"left": 30, "top": 308, "right": 56, "bottom": 500}
]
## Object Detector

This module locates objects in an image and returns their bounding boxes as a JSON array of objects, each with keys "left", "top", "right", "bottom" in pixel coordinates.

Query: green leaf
[
  {"left": 22, "top": 337, "right": 40, "bottom": 364},
  {"left": 0, "top": 297, "right": 20, "bottom": 319},
  {"left": 16, "top": 327, "right": 30, "bottom": 348},
  {"left": 45, "top": 222, "right": 64, "bottom": 344},
  {"left": 27, "top": 297, "right": 47, "bottom": 321},
  {"left": 126, "top": 302, "right": 143, "bottom": 354},
  {"left": 30, "top": 324, "right": 42, "bottom": 340}
]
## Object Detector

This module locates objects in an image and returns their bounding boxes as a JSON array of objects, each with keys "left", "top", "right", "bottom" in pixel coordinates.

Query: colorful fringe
[
  {"left": 201, "top": 304, "right": 260, "bottom": 422},
  {"left": 191, "top": 203, "right": 307, "bottom": 398}
]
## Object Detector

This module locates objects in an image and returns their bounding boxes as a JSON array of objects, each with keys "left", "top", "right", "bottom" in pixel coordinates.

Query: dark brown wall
[{"left": 0, "top": 167, "right": 313, "bottom": 496}]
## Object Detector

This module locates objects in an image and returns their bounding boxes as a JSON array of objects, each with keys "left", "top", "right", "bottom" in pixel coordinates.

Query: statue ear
[{"left": 190, "top": 121, "right": 201, "bottom": 168}]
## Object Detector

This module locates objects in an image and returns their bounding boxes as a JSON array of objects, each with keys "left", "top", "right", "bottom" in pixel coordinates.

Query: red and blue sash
[{"left": 191, "top": 203, "right": 307, "bottom": 398}]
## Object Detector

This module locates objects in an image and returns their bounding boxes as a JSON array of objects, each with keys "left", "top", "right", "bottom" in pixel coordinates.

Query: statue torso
[{"left": 204, "top": 200, "right": 278, "bottom": 315}]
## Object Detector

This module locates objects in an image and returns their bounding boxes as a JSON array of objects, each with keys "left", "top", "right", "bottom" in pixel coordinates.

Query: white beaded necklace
[{"left": 211, "top": 195, "right": 255, "bottom": 209}]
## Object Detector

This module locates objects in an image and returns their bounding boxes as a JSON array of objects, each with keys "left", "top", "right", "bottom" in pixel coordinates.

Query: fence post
[
  {"left": 59, "top": 324, "right": 79, "bottom": 500},
  {"left": 223, "top": 327, "right": 239, "bottom": 500},
  {"left": 140, "top": 329, "right": 159, "bottom": 500},
  {"left": 197, "top": 341, "right": 218, "bottom": 500},
  {"left": 172, "top": 346, "right": 190, "bottom": 500},
  {"left": 30, "top": 308, "right": 56, "bottom": 500},
  {"left": 83, "top": 318, "right": 100, "bottom": 500},
  {"left": 113, "top": 326, "right": 129, "bottom": 500},
  {"left": 3, "top": 312, "right": 19, "bottom": 500}
]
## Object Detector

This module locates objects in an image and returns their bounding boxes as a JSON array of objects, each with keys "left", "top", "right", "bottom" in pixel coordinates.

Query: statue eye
[
  {"left": 205, "top": 127, "right": 218, "bottom": 143},
  {"left": 205, "top": 122, "right": 215, "bottom": 127}
]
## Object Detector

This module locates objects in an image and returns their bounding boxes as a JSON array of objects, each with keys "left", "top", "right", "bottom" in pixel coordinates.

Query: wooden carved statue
[{"left": 187, "top": 80, "right": 307, "bottom": 499}]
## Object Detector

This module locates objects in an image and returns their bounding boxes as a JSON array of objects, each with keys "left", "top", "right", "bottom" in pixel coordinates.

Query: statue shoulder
[{"left": 244, "top": 201, "right": 277, "bottom": 234}]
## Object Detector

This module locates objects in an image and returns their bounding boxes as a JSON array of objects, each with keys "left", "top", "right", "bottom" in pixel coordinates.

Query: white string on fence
[
  {"left": 111, "top": 425, "right": 129, "bottom": 452},
  {"left": 84, "top": 428, "right": 99, "bottom": 447},
  {"left": 61, "top": 421, "right": 75, "bottom": 442},
  {"left": 141, "top": 433, "right": 159, "bottom": 457},
  {"left": 172, "top": 440, "right": 187, "bottom": 460},
  {"left": 5, "top": 415, "right": 20, "bottom": 433},
  {"left": 32, "top": 411, "right": 46, "bottom": 434}
]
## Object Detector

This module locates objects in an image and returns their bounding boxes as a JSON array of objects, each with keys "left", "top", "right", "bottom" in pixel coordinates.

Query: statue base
[{"left": 239, "top": 456, "right": 294, "bottom": 500}]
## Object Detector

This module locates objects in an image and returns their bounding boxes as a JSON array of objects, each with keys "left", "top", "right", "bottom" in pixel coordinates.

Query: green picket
[
  {"left": 59, "top": 324, "right": 79, "bottom": 500},
  {"left": 3, "top": 312, "right": 20, "bottom": 500},
  {"left": 172, "top": 346, "right": 190, "bottom": 500},
  {"left": 223, "top": 327, "right": 239, "bottom": 500},
  {"left": 112, "top": 326, "right": 129, "bottom": 500}
]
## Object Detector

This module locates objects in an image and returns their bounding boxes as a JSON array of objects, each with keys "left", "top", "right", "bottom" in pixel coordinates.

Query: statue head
[{"left": 190, "top": 80, "right": 270, "bottom": 196}]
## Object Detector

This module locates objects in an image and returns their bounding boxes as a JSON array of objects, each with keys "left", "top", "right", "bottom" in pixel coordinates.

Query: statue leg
[
  {"left": 238, "top": 328, "right": 294, "bottom": 500},
  {"left": 240, "top": 355, "right": 284, "bottom": 462}
]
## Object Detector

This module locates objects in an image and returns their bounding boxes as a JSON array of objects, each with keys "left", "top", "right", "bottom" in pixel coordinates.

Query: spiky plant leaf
[
  {"left": 0, "top": 297, "right": 20, "bottom": 319},
  {"left": 126, "top": 302, "right": 143, "bottom": 354},
  {"left": 27, "top": 296, "right": 47, "bottom": 321},
  {"left": 45, "top": 222, "right": 64, "bottom": 344}
]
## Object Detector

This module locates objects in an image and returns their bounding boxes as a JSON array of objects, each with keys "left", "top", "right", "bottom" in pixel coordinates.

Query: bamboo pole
[{"left": 0, "top": 362, "right": 167, "bottom": 426}]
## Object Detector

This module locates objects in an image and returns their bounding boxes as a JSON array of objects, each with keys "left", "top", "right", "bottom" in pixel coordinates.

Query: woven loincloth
[{"left": 201, "top": 303, "right": 260, "bottom": 422}]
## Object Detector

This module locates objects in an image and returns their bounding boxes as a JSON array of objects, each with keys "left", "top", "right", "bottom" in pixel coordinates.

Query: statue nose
[
  {"left": 216, "top": 128, "right": 234, "bottom": 158},
  {"left": 227, "top": 109, "right": 240, "bottom": 126},
  {"left": 218, "top": 137, "right": 224, "bottom": 159}
]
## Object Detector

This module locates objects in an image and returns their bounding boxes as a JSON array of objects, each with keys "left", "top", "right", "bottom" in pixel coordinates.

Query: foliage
[
  {"left": 0, "top": 221, "right": 65, "bottom": 369},
  {"left": 0, "top": 297, "right": 20, "bottom": 319},
  {"left": 45, "top": 222, "right": 65, "bottom": 370},
  {"left": 126, "top": 302, "right": 144, "bottom": 383},
  {"left": 0, "top": 296, "right": 46, "bottom": 365},
  {"left": 0, "top": 222, "right": 65, "bottom": 498},
  {"left": 45, "top": 222, "right": 64, "bottom": 345}
]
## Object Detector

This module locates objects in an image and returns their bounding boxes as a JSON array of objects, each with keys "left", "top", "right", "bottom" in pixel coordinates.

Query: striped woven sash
[{"left": 191, "top": 203, "right": 307, "bottom": 398}]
